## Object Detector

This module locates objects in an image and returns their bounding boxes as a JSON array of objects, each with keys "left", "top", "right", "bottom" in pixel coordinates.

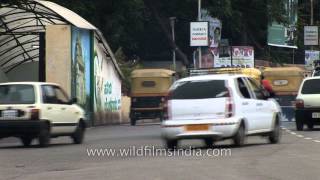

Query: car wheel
[
  {"left": 72, "top": 122, "right": 85, "bottom": 144},
  {"left": 269, "top": 118, "right": 280, "bottom": 144},
  {"left": 307, "top": 121, "right": 314, "bottom": 130},
  {"left": 295, "top": 118, "right": 303, "bottom": 131},
  {"left": 203, "top": 138, "right": 214, "bottom": 147},
  {"left": 233, "top": 123, "right": 245, "bottom": 147},
  {"left": 166, "top": 139, "right": 178, "bottom": 150},
  {"left": 21, "top": 137, "right": 32, "bottom": 147},
  {"left": 38, "top": 125, "right": 50, "bottom": 147},
  {"left": 130, "top": 118, "right": 137, "bottom": 126}
]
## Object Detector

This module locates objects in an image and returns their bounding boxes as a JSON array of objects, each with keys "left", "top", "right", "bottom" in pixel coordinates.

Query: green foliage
[{"left": 48, "top": 0, "right": 287, "bottom": 63}]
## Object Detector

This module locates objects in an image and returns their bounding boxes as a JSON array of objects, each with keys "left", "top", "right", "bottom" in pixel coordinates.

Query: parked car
[
  {"left": 0, "top": 82, "right": 86, "bottom": 147},
  {"left": 161, "top": 74, "right": 281, "bottom": 149},
  {"left": 295, "top": 76, "right": 320, "bottom": 131},
  {"left": 130, "top": 69, "right": 176, "bottom": 125}
]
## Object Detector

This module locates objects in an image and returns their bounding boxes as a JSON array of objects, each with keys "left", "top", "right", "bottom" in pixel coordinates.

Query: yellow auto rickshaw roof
[
  {"left": 263, "top": 67, "right": 304, "bottom": 76},
  {"left": 131, "top": 69, "right": 175, "bottom": 78}
]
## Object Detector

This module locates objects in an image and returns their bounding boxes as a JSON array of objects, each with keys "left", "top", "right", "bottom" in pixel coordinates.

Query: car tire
[
  {"left": 38, "top": 125, "right": 50, "bottom": 147},
  {"left": 203, "top": 138, "right": 214, "bottom": 147},
  {"left": 295, "top": 119, "right": 303, "bottom": 131},
  {"left": 233, "top": 123, "right": 245, "bottom": 147},
  {"left": 269, "top": 118, "right": 280, "bottom": 144},
  {"left": 72, "top": 122, "right": 85, "bottom": 144},
  {"left": 166, "top": 139, "right": 178, "bottom": 150},
  {"left": 130, "top": 118, "right": 136, "bottom": 126},
  {"left": 21, "top": 137, "right": 32, "bottom": 147}
]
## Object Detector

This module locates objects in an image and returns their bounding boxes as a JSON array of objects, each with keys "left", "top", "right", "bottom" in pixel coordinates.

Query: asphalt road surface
[{"left": 1, "top": 121, "right": 320, "bottom": 180}]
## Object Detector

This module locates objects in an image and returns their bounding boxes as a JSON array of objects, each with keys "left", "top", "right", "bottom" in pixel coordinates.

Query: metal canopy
[{"left": 0, "top": 0, "right": 96, "bottom": 73}]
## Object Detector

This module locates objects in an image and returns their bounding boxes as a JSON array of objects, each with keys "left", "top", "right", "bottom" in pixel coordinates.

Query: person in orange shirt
[{"left": 261, "top": 75, "right": 275, "bottom": 97}]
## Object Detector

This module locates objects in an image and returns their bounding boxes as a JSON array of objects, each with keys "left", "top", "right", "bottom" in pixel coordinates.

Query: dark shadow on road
[{"left": 0, "top": 142, "right": 78, "bottom": 149}]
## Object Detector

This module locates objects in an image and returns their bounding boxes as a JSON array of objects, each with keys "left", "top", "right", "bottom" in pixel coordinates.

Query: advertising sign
[
  {"left": 190, "top": 21, "right": 209, "bottom": 46},
  {"left": 213, "top": 46, "right": 254, "bottom": 68},
  {"left": 267, "top": 0, "right": 297, "bottom": 48},
  {"left": 304, "top": 26, "right": 318, "bottom": 45},
  {"left": 305, "top": 50, "right": 320, "bottom": 70}
]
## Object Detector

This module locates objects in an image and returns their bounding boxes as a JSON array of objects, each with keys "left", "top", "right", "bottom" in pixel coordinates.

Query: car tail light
[
  {"left": 225, "top": 87, "right": 234, "bottom": 118},
  {"left": 132, "top": 98, "right": 137, "bottom": 103},
  {"left": 295, "top": 99, "right": 304, "bottom": 109},
  {"left": 163, "top": 91, "right": 173, "bottom": 120},
  {"left": 30, "top": 109, "right": 40, "bottom": 120}
]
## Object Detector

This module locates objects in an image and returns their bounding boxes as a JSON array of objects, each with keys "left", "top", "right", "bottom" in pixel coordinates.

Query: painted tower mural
[
  {"left": 74, "top": 33, "right": 86, "bottom": 105},
  {"left": 71, "top": 27, "right": 91, "bottom": 116}
]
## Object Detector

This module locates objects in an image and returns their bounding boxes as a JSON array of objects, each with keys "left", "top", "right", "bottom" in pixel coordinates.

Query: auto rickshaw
[
  {"left": 263, "top": 67, "right": 305, "bottom": 121},
  {"left": 130, "top": 69, "right": 176, "bottom": 125}
]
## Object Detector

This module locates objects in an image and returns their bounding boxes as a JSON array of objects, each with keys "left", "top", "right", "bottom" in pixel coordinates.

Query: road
[{"left": 1, "top": 121, "right": 320, "bottom": 180}]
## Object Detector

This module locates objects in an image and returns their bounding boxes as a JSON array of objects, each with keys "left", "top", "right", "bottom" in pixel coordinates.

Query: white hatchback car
[
  {"left": 0, "top": 82, "right": 86, "bottom": 147},
  {"left": 295, "top": 76, "right": 320, "bottom": 130},
  {"left": 161, "top": 74, "right": 281, "bottom": 148}
]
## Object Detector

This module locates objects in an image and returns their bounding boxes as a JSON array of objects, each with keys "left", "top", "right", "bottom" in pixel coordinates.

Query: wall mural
[
  {"left": 94, "top": 39, "right": 121, "bottom": 124},
  {"left": 71, "top": 27, "right": 91, "bottom": 113}
]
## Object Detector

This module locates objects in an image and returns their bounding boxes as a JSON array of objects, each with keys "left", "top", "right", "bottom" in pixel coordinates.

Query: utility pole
[
  {"left": 170, "top": 17, "right": 176, "bottom": 71},
  {"left": 311, "top": 0, "right": 314, "bottom": 26},
  {"left": 198, "top": 0, "right": 202, "bottom": 68},
  {"left": 311, "top": 0, "right": 314, "bottom": 51}
]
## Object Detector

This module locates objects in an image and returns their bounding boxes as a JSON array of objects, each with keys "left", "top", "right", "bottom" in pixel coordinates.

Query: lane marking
[
  {"left": 296, "top": 135, "right": 304, "bottom": 138},
  {"left": 304, "top": 137, "right": 312, "bottom": 140},
  {"left": 313, "top": 140, "right": 320, "bottom": 143},
  {"left": 290, "top": 132, "right": 297, "bottom": 135}
]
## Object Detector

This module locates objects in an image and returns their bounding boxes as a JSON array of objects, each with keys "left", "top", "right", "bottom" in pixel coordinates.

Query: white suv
[
  {"left": 0, "top": 82, "right": 86, "bottom": 147},
  {"left": 161, "top": 74, "right": 281, "bottom": 149},
  {"left": 295, "top": 76, "right": 320, "bottom": 131}
]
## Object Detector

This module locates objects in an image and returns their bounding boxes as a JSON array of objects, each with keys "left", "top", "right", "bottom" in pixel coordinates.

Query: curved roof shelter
[{"left": 0, "top": 0, "right": 122, "bottom": 77}]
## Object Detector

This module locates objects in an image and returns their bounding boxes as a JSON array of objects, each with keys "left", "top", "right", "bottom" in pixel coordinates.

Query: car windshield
[
  {"left": 301, "top": 79, "right": 320, "bottom": 94},
  {"left": 170, "top": 80, "right": 228, "bottom": 99},
  {"left": 313, "top": 70, "right": 320, "bottom": 77},
  {"left": 0, "top": 85, "right": 35, "bottom": 104}
]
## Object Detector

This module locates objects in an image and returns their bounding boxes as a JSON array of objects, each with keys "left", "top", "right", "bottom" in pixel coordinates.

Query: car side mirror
[{"left": 70, "top": 97, "right": 78, "bottom": 104}]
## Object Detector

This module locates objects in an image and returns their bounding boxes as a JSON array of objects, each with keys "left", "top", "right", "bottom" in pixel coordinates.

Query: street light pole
[
  {"left": 170, "top": 17, "right": 176, "bottom": 71},
  {"left": 198, "top": 0, "right": 202, "bottom": 69}
]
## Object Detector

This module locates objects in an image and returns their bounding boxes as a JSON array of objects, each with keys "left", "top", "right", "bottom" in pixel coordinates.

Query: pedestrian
[{"left": 261, "top": 74, "right": 275, "bottom": 97}]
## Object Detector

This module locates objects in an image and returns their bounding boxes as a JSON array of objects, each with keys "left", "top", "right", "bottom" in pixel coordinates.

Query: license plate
[
  {"left": 185, "top": 124, "right": 209, "bottom": 131},
  {"left": 2, "top": 110, "right": 18, "bottom": 119},
  {"left": 312, "top": 112, "right": 320, "bottom": 119}
]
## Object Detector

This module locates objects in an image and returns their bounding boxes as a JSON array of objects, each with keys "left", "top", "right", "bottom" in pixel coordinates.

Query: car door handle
[
  {"left": 242, "top": 102, "right": 249, "bottom": 105},
  {"left": 61, "top": 107, "right": 66, "bottom": 110},
  {"left": 47, "top": 107, "right": 52, "bottom": 110},
  {"left": 256, "top": 103, "right": 263, "bottom": 106}
]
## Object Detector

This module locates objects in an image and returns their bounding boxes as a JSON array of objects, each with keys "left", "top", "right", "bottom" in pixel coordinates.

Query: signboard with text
[
  {"left": 304, "top": 26, "right": 318, "bottom": 45},
  {"left": 190, "top": 21, "right": 209, "bottom": 46},
  {"left": 305, "top": 50, "right": 320, "bottom": 70}
]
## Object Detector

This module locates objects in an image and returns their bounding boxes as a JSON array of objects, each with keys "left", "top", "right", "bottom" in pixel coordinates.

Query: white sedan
[{"left": 161, "top": 74, "right": 281, "bottom": 149}]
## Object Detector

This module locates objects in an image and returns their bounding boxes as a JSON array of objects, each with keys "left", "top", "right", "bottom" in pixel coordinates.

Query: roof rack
[{"left": 188, "top": 68, "right": 245, "bottom": 76}]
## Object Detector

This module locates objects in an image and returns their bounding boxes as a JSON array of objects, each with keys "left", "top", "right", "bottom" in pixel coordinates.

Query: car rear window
[
  {"left": 301, "top": 79, "right": 320, "bottom": 94},
  {"left": 170, "top": 80, "right": 228, "bottom": 99},
  {"left": 0, "top": 85, "right": 35, "bottom": 104}
]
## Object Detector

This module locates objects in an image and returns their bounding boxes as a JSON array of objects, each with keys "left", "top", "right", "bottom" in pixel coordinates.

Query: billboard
[
  {"left": 213, "top": 46, "right": 254, "bottom": 68},
  {"left": 71, "top": 27, "right": 92, "bottom": 113},
  {"left": 305, "top": 50, "right": 320, "bottom": 70},
  {"left": 190, "top": 21, "right": 209, "bottom": 46},
  {"left": 304, "top": 26, "right": 318, "bottom": 46},
  {"left": 267, "top": 0, "right": 297, "bottom": 48}
]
